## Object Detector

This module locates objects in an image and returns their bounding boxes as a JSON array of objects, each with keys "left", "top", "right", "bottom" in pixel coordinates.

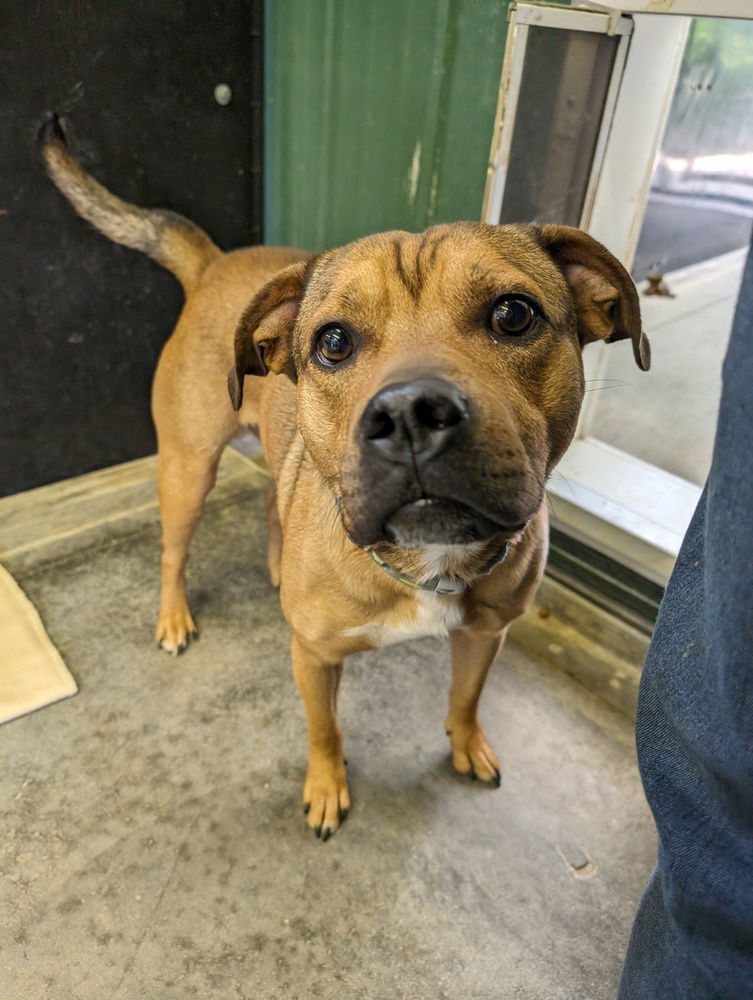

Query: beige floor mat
[
  {"left": 0, "top": 563, "right": 77, "bottom": 724},
  {"left": 0, "top": 447, "right": 268, "bottom": 725}
]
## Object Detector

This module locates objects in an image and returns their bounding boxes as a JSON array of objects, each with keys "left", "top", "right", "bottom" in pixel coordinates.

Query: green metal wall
[{"left": 264, "top": 0, "right": 515, "bottom": 250}]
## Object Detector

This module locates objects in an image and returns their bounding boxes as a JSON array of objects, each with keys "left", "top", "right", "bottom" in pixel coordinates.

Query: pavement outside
[
  {"left": 595, "top": 249, "right": 745, "bottom": 486},
  {"left": 633, "top": 196, "right": 751, "bottom": 281},
  {"left": 1, "top": 457, "right": 655, "bottom": 1000}
]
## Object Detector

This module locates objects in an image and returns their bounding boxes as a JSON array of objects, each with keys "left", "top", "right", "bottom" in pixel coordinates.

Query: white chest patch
[{"left": 343, "top": 591, "right": 465, "bottom": 648}]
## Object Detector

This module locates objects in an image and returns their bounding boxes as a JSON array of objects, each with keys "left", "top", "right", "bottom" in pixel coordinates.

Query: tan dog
[{"left": 41, "top": 115, "right": 650, "bottom": 840}]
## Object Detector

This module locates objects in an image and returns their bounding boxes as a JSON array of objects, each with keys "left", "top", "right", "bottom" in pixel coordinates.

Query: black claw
[
  {"left": 343, "top": 758, "right": 348, "bottom": 766},
  {"left": 445, "top": 730, "right": 451, "bottom": 736},
  {"left": 470, "top": 770, "right": 477, "bottom": 781},
  {"left": 191, "top": 629, "right": 199, "bottom": 640},
  {"left": 321, "top": 827, "right": 332, "bottom": 842},
  {"left": 493, "top": 769, "right": 502, "bottom": 788},
  {"left": 314, "top": 826, "right": 322, "bottom": 839},
  {"left": 339, "top": 807, "right": 349, "bottom": 824},
  {"left": 303, "top": 803, "right": 310, "bottom": 815},
  {"left": 39, "top": 112, "right": 66, "bottom": 148}
]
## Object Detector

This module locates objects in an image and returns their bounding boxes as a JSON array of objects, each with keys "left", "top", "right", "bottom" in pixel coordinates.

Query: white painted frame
[
  {"left": 554, "top": 12, "right": 696, "bottom": 584},
  {"left": 484, "top": 1, "right": 752, "bottom": 583},
  {"left": 578, "top": 0, "right": 753, "bottom": 18},
  {"left": 482, "top": 4, "right": 632, "bottom": 226}
]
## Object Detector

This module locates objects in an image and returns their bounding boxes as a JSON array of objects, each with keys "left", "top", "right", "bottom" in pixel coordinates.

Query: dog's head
[{"left": 229, "top": 223, "right": 649, "bottom": 549}]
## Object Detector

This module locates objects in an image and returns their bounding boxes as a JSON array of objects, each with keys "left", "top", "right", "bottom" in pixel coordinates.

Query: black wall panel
[{"left": 0, "top": 1, "right": 263, "bottom": 495}]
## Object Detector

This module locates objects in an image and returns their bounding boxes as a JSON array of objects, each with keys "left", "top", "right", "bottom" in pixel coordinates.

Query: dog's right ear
[{"left": 228, "top": 256, "right": 317, "bottom": 410}]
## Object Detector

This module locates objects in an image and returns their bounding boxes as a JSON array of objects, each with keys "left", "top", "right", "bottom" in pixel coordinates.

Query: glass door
[
  {"left": 592, "top": 17, "right": 753, "bottom": 487},
  {"left": 484, "top": 2, "right": 753, "bottom": 596}
]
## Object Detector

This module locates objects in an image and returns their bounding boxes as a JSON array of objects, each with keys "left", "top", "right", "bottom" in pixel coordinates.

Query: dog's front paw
[
  {"left": 302, "top": 756, "right": 350, "bottom": 841},
  {"left": 445, "top": 719, "right": 501, "bottom": 787},
  {"left": 154, "top": 604, "right": 198, "bottom": 656}
]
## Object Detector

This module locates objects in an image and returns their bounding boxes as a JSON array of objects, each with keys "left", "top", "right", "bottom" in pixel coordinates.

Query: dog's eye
[
  {"left": 315, "top": 325, "right": 354, "bottom": 366},
  {"left": 490, "top": 297, "right": 536, "bottom": 338}
]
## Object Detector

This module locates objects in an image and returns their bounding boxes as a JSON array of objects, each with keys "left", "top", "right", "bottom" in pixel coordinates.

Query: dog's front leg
[
  {"left": 291, "top": 633, "right": 350, "bottom": 840},
  {"left": 265, "top": 486, "right": 282, "bottom": 587},
  {"left": 154, "top": 447, "right": 222, "bottom": 654},
  {"left": 445, "top": 620, "right": 507, "bottom": 786}
]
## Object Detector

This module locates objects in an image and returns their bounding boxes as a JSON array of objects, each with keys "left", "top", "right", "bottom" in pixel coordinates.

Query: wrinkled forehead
[{"left": 297, "top": 225, "right": 571, "bottom": 331}]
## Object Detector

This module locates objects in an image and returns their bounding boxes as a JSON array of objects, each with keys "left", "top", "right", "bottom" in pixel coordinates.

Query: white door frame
[
  {"left": 482, "top": 5, "right": 633, "bottom": 226},
  {"left": 579, "top": 0, "right": 753, "bottom": 17},
  {"left": 554, "top": 12, "right": 695, "bottom": 583}
]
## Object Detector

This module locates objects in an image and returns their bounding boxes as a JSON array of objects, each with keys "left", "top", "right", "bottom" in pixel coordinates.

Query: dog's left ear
[
  {"left": 534, "top": 224, "right": 650, "bottom": 371},
  {"left": 228, "top": 255, "right": 317, "bottom": 410}
]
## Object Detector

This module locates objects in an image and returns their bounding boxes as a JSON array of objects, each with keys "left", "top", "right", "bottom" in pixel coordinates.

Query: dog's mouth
[{"left": 383, "top": 496, "right": 526, "bottom": 549}]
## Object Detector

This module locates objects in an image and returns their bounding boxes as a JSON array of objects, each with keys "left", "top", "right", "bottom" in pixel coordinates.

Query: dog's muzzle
[{"left": 346, "top": 376, "right": 525, "bottom": 548}]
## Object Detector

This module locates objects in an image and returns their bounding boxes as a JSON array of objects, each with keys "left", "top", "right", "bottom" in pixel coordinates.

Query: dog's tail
[{"left": 38, "top": 113, "right": 221, "bottom": 294}]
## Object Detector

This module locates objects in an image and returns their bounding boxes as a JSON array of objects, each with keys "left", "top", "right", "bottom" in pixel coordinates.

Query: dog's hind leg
[{"left": 154, "top": 444, "right": 223, "bottom": 654}]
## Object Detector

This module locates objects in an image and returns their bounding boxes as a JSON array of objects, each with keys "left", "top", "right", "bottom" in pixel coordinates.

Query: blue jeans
[{"left": 618, "top": 244, "right": 753, "bottom": 999}]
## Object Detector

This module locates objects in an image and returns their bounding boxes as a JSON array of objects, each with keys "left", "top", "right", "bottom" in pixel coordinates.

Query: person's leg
[{"left": 618, "top": 245, "right": 753, "bottom": 998}]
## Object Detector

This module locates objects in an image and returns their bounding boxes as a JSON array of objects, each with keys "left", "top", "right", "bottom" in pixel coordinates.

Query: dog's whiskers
[
  {"left": 584, "top": 378, "right": 627, "bottom": 393},
  {"left": 547, "top": 470, "right": 576, "bottom": 507}
]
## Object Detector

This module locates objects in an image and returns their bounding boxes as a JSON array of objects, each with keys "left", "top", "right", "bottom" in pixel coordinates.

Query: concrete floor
[
  {"left": 1, "top": 464, "right": 655, "bottom": 1000},
  {"left": 632, "top": 195, "right": 752, "bottom": 281},
  {"left": 595, "top": 249, "right": 746, "bottom": 486}
]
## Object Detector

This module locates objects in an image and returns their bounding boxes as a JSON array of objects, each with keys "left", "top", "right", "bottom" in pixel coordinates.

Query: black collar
[{"left": 368, "top": 543, "right": 509, "bottom": 595}]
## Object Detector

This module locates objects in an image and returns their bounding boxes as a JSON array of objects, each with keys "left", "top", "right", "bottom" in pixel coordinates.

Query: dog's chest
[{"left": 344, "top": 592, "right": 465, "bottom": 648}]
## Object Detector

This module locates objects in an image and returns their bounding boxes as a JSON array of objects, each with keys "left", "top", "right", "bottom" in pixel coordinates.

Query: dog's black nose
[{"left": 360, "top": 378, "right": 469, "bottom": 464}]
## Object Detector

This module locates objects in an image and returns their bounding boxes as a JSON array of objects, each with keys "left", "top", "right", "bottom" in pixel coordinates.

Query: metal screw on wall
[{"left": 214, "top": 84, "right": 232, "bottom": 107}]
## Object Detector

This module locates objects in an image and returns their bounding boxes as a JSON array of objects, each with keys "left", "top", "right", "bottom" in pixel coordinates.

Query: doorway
[{"left": 484, "top": 3, "right": 753, "bottom": 596}]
